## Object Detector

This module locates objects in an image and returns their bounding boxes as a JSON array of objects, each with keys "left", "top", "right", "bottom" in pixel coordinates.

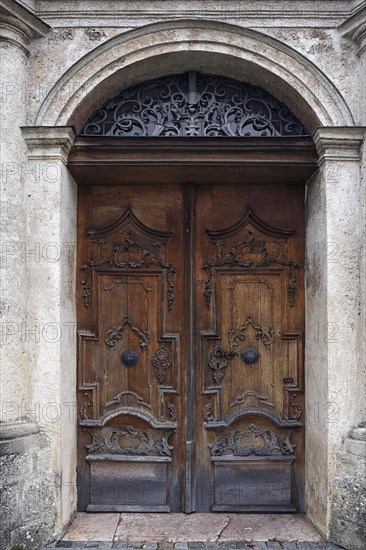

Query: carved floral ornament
[
  {"left": 152, "top": 345, "right": 172, "bottom": 384},
  {"left": 80, "top": 72, "right": 309, "bottom": 138}
]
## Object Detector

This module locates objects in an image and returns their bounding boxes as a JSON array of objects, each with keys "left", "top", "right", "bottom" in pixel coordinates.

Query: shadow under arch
[{"left": 35, "top": 19, "right": 355, "bottom": 132}]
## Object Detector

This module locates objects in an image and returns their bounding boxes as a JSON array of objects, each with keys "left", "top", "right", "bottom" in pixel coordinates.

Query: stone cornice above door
[{"left": 34, "top": 0, "right": 359, "bottom": 28}]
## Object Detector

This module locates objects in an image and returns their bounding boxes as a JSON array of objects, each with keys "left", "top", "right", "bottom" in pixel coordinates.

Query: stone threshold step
[{"left": 42, "top": 541, "right": 344, "bottom": 550}]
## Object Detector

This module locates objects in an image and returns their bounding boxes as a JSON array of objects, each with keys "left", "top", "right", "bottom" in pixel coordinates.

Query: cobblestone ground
[{"left": 42, "top": 541, "right": 344, "bottom": 549}]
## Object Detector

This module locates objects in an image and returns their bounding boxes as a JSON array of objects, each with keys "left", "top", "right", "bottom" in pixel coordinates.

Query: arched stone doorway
[
  {"left": 69, "top": 71, "right": 316, "bottom": 513},
  {"left": 20, "top": 19, "right": 365, "bottom": 540}
]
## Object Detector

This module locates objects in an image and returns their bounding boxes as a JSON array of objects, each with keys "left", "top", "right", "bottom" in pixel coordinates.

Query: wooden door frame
[
  {"left": 69, "top": 135, "right": 318, "bottom": 512},
  {"left": 68, "top": 136, "right": 317, "bottom": 187}
]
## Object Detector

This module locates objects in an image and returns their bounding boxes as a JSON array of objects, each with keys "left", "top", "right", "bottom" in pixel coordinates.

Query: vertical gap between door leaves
[{"left": 183, "top": 182, "right": 197, "bottom": 513}]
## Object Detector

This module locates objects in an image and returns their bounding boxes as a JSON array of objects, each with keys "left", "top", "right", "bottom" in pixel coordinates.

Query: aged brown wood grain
[{"left": 76, "top": 179, "right": 305, "bottom": 513}]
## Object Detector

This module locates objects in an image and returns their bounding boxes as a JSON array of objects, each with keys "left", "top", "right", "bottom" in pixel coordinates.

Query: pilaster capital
[
  {"left": 0, "top": 0, "right": 50, "bottom": 54},
  {"left": 339, "top": 5, "right": 366, "bottom": 56},
  {"left": 313, "top": 126, "right": 366, "bottom": 164},
  {"left": 21, "top": 126, "right": 76, "bottom": 164}
]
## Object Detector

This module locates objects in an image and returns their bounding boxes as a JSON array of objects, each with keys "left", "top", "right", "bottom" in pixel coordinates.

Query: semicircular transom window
[{"left": 80, "top": 71, "right": 309, "bottom": 137}]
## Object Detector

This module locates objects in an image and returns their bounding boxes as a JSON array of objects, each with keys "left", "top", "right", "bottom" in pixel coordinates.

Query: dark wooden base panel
[
  {"left": 86, "top": 457, "right": 170, "bottom": 512},
  {"left": 212, "top": 457, "right": 295, "bottom": 512}
]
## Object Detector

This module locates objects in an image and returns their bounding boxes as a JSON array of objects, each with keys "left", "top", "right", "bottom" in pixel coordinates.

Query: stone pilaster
[
  {"left": 306, "top": 127, "right": 366, "bottom": 546},
  {"left": 0, "top": 6, "right": 55, "bottom": 548},
  {"left": 0, "top": 1, "right": 49, "bottom": 427},
  {"left": 21, "top": 126, "right": 78, "bottom": 534}
]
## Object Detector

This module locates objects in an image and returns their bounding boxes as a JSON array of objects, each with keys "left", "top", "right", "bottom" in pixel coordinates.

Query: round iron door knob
[
  {"left": 241, "top": 346, "right": 260, "bottom": 364},
  {"left": 120, "top": 349, "right": 139, "bottom": 367}
]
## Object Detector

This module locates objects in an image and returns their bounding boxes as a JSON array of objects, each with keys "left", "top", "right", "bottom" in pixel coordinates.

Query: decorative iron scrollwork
[
  {"left": 81, "top": 72, "right": 308, "bottom": 138},
  {"left": 208, "top": 345, "right": 237, "bottom": 383}
]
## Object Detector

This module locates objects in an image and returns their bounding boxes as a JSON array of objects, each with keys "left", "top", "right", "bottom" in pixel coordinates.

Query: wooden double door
[{"left": 77, "top": 182, "right": 304, "bottom": 512}]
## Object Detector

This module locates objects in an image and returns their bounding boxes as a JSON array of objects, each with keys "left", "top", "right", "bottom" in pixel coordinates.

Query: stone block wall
[
  {"left": 0, "top": 423, "right": 56, "bottom": 550},
  {"left": 329, "top": 423, "right": 366, "bottom": 550}
]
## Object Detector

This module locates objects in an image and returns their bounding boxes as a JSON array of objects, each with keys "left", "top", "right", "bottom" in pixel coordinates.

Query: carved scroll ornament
[
  {"left": 289, "top": 393, "right": 302, "bottom": 420},
  {"left": 85, "top": 426, "right": 174, "bottom": 457},
  {"left": 209, "top": 423, "right": 296, "bottom": 457},
  {"left": 203, "top": 399, "right": 215, "bottom": 422},
  {"left": 82, "top": 233, "right": 175, "bottom": 310},
  {"left": 104, "top": 315, "right": 151, "bottom": 349},
  {"left": 228, "top": 315, "right": 276, "bottom": 352}
]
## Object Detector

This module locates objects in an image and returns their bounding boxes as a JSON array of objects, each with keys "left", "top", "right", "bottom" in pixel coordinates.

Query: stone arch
[
  {"left": 35, "top": 19, "right": 355, "bottom": 132},
  {"left": 20, "top": 16, "right": 365, "bottom": 545}
]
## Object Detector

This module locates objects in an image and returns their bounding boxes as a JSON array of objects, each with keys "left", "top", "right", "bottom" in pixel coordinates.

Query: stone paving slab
[
  {"left": 113, "top": 515, "right": 322, "bottom": 544},
  {"left": 219, "top": 515, "right": 322, "bottom": 543},
  {"left": 115, "top": 514, "right": 231, "bottom": 542},
  {"left": 62, "top": 513, "right": 120, "bottom": 542},
  {"left": 219, "top": 514, "right": 323, "bottom": 550}
]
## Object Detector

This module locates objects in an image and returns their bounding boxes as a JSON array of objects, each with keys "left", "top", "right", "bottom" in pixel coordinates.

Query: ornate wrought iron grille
[{"left": 80, "top": 72, "right": 309, "bottom": 137}]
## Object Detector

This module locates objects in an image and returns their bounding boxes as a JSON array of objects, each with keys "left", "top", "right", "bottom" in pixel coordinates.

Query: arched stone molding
[{"left": 34, "top": 19, "right": 355, "bottom": 132}]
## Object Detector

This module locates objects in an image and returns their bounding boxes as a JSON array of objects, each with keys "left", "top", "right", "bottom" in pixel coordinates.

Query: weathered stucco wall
[{"left": 0, "top": 1, "right": 365, "bottom": 549}]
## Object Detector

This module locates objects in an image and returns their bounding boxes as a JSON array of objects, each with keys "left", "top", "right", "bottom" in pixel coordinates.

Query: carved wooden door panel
[
  {"left": 77, "top": 185, "right": 185, "bottom": 511},
  {"left": 194, "top": 184, "right": 304, "bottom": 512},
  {"left": 77, "top": 183, "right": 304, "bottom": 512}
]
